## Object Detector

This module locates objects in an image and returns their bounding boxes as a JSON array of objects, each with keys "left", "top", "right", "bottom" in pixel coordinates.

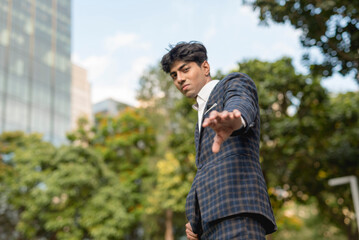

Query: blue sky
[{"left": 72, "top": 0, "right": 358, "bottom": 105}]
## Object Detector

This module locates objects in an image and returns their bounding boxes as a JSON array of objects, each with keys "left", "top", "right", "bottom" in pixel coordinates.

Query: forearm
[{"left": 223, "top": 75, "right": 258, "bottom": 132}]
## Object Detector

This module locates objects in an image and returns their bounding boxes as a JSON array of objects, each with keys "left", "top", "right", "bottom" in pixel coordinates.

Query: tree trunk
[{"left": 165, "top": 209, "right": 174, "bottom": 240}]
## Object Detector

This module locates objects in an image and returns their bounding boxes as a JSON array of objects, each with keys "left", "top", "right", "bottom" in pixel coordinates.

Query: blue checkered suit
[{"left": 185, "top": 73, "right": 277, "bottom": 237}]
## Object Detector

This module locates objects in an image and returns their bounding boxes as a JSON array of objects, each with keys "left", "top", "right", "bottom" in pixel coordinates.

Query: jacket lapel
[
  {"left": 195, "top": 123, "right": 200, "bottom": 165},
  {"left": 195, "top": 81, "right": 222, "bottom": 163}
]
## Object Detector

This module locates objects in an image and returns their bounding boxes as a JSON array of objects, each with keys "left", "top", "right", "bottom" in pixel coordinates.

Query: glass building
[{"left": 0, "top": 0, "right": 72, "bottom": 145}]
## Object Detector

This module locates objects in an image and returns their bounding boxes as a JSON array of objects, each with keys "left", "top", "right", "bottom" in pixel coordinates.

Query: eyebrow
[{"left": 170, "top": 63, "right": 188, "bottom": 76}]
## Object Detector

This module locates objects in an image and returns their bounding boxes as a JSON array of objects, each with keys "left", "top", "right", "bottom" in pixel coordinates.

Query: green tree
[
  {"left": 146, "top": 152, "right": 195, "bottom": 240},
  {"left": 68, "top": 108, "right": 156, "bottom": 239},
  {"left": 244, "top": 0, "right": 359, "bottom": 82},
  {"left": 137, "top": 63, "right": 197, "bottom": 240},
  {"left": 0, "top": 131, "right": 44, "bottom": 239},
  {"left": 235, "top": 57, "right": 359, "bottom": 239},
  {"left": 1, "top": 132, "right": 133, "bottom": 239}
]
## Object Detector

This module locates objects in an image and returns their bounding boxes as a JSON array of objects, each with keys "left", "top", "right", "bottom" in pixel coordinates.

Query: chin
[
  {"left": 183, "top": 90, "right": 196, "bottom": 98},
  {"left": 183, "top": 92, "right": 193, "bottom": 98}
]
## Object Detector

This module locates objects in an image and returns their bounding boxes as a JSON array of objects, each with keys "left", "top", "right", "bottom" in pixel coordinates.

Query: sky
[{"left": 72, "top": 0, "right": 358, "bottom": 106}]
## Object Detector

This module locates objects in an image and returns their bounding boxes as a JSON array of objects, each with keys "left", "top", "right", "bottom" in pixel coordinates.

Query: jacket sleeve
[{"left": 223, "top": 73, "right": 259, "bottom": 134}]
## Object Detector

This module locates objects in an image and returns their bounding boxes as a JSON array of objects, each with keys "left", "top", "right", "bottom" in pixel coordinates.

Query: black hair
[{"left": 160, "top": 41, "right": 208, "bottom": 73}]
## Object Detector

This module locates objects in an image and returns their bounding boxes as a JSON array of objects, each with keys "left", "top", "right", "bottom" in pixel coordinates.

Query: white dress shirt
[{"left": 192, "top": 80, "right": 246, "bottom": 133}]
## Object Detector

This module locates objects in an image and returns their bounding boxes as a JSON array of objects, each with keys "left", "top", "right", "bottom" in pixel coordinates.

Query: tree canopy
[
  {"left": 137, "top": 63, "right": 197, "bottom": 240},
  {"left": 244, "top": 0, "right": 359, "bottom": 82},
  {"left": 235, "top": 57, "right": 358, "bottom": 239}
]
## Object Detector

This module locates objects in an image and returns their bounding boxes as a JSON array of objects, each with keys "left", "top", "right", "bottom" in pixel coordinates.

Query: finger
[
  {"left": 219, "top": 111, "right": 230, "bottom": 120},
  {"left": 211, "top": 110, "right": 230, "bottom": 125},
  {"left": 202, "top": 115, "right": 218, "bottom": 128},
  {"left": 227, "top": 111, "right": 234, "bottom": 120},
  {"left": 186, "top": 229, "right": 198, "bottom": 239},
  {"left": 185, "top": 223, "right": 197, "bottom": 237},
  {"left": 202, "top": 118, "right": 213, "bottom": 127},
  {"left": 186, "top": 233, "right": 198, "bottom": 240},
  {"left": 212, "top": 142, "right": 220, "bottom": 153},
  {"left": 208, "top": 110, "right": 219, "bottom": 119},
  {"left": 185, "top": 227, "right": 197, "bottom": 237},
  {"left": 212, "top": 110, "right": 239, "bottom": 123},
  {"left": 233, "top": 109, "right": 241, "bottom": 118},
  {"left": 201, "top": 111, "right": 217, "bottom": 127},
  {"left": 204, "top": 113, "right": 232, "bottom": 129},
  {"left": 185, "top": 222, "right": 192, "bottom": 231},
  {"left": 212, "top": 134, "right": 225, "bottom": 153}
]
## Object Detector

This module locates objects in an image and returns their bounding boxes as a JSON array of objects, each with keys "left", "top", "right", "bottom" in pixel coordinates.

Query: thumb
[{"left": 212, "top": 134, "right": 224, "bottom": 153}]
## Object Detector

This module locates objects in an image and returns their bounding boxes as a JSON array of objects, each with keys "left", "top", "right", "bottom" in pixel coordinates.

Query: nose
[{"left": 176, "top": 72, "right": 185, "bottom": 83}]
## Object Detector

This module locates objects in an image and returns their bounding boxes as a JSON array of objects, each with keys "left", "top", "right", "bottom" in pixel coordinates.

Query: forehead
[{"left": 170, "top": 60, "right": 187, "bottom": 73}]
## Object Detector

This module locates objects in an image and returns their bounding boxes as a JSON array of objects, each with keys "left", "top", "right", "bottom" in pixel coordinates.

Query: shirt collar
[{"left": 192, "top": 80, "right": 219, "bottom": 111}]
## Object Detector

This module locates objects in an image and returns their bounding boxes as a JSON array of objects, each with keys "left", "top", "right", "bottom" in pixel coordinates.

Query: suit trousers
[{"left": 200, "top": 213, "right": 266, "bottom": 240}]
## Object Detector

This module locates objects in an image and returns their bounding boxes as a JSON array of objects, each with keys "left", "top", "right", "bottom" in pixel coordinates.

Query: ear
[{"left": 202, "top": 61, "right": 210, "bottom": 76}]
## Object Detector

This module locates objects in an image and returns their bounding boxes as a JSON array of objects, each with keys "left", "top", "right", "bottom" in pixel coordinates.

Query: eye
[
  {"left": 170, "top": 73, "right": 177, "bottom": 80},
  {"left": 183, "top": 67, "right": 190, "bottom": 72}
]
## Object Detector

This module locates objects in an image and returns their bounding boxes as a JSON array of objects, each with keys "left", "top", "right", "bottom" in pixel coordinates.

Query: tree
[
  {"left": 0, "top": 131, "right": 133, "bottom": 239},
  {"left": 0, "top": 131, "right": 44, "bottom": 239},
  {"left": 68, "top": 108, "right": 156, "bottom": 239},
  {"left": 1, "top": 106, "right": 156, "bottom": 239},
  {"left": 146, "top": 152, "right": 195, "bottom": 240},
  {"left": 244, "top": 0, "right": 359, "bottom": 82},
  {"left": 235, "top": 57, "right": 359, "bottom": 239},
  {"left": 137, "top": 63, "right": 197, "bottom": 240}
]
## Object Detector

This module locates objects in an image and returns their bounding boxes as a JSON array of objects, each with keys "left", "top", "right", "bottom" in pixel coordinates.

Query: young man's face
[{"left": 169, "top": 60, "right": 211, "bottom": 98}]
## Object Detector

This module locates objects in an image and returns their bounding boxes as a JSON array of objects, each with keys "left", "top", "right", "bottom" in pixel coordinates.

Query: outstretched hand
[{"left": 202, "top": 109, "right": 243, "bottom": 153}]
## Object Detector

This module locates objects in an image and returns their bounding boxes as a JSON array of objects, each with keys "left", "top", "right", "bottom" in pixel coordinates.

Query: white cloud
[
  {"left": 73, "top": 31, "right": 154, "bottom": 106},
  {"left": 88, "top": 55, "right": 153, "bottom": 106},
  {"left": 72, "top": 53, "right": 111, "bottom": 82},
  {"left": 104, "top": 32, "right": 151, "bottom": 51},
  {"left": 131, "top": 56, "right": 153, "bottom": 77},
  {"left": 115, "top": 56, "right": 153, "bottom": 83},
  {"left": 322, "top": 73, "right": 359, "bottom": 93},
  {"left": 105, "top": 32, "right": 138, "bottom": 51},
  {"left": 222, "top": 62, "right": 238, "bottom": 73},
  {"left": 205, "top": 26, "right": 217, "bottom": 41},
  {"left": 235, "top": 4, "right": 260, "bottom": 24},
  {"left": 92, "top": 85, "right": 137, "bottom": 106}
]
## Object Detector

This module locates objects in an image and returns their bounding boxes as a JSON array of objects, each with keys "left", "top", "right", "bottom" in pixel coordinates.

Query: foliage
[
  {"left": 244, "top": 0, "right": 359, "bottom": 82},
  {"left": 0, "top": 131, "right": 44, "bottom": 239},
  {"left": 0, "top": 132, "right": 133, "bottom": 239},
  {"left": 274, "top": 199, "right": 346, "bottom": 240},
  {"left": 1, "top": 107, "right": 156, "bottom": 239},
  {"left": 137, "top": 64, "right": 197, "bottom": 239},
  {"left": 147, "top": 152, "right": 195, "bottom": 214},
  {"left": 235, "top": 57, "right": 359, "bottom": 239},
  {"left": 68, "top": 107, "right": 156, "bottom": 239}
]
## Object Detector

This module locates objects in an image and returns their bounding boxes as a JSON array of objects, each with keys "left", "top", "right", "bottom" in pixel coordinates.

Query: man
[{"left": 161, "top": 41, "right": 277, "bottom": 239}]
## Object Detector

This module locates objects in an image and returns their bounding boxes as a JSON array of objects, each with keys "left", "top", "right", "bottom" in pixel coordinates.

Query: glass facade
[{"left": 0, "top": 0, "right": 71, "bottom": 145}]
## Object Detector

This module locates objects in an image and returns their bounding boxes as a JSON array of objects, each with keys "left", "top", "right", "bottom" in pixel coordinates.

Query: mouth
[{"left": 182, "top": 84, "right": 189, "bottom": 91}]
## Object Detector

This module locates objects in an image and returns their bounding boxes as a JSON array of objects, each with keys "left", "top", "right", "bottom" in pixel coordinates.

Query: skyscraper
[
  {"left": 71, "top": 63, "right": 92, "bottom": 129},
  {"left": 0, "top": 0, "right": 72, "bottom": 145}
]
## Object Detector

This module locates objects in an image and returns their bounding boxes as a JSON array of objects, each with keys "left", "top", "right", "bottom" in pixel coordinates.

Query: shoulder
[
  {"left": 225, "top": 72, "right": 252, "bottom": 81},
  {"left": 218, "top": 72, "right": 256, "bottom": 89}
]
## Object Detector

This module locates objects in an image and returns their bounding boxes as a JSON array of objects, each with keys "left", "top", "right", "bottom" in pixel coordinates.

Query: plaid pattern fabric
[
  {"left": 185, "top": 73, "right": 277, "bottom": 236},
  {"left": 201, "top": 214, "right": 266, "bottom": 240}
]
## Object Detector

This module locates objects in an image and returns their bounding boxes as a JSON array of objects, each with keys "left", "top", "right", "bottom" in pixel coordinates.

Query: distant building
[
  {"left": 93, "top": 98, "right": 130, "bottom": 116},
  {"left": 71, "top": 64, "right": 92, "bottom": 129},
  {"left": 0, "top": 0, "right": 72, "bottom": 145}
]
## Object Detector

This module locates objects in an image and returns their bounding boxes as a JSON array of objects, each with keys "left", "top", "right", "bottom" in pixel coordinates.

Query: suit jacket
[{"left": 185, "top": 72, "right": 277, "bottom": 235}]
